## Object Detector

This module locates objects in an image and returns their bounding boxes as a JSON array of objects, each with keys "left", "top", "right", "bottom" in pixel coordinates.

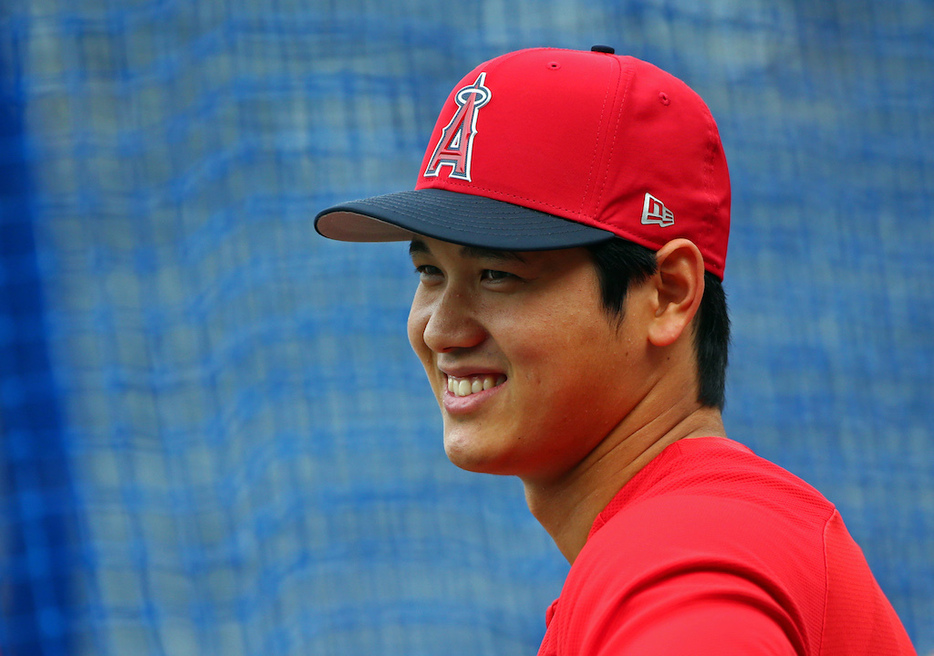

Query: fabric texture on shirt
[{"left": 538, "top": 437, "right": 916, "bottom": 656}]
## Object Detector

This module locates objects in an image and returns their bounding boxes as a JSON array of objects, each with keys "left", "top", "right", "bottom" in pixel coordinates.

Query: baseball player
[{"left": 315, "top": 46, "right": 916, "bottom": 655}]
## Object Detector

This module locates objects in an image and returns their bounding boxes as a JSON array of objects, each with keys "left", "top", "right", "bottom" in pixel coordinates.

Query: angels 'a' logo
[{"left": 424, "top": 72, "right": 492, "bottom": 182}]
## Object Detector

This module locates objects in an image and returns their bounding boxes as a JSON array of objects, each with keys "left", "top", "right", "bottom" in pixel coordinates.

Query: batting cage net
[{"left": 1, "top": 1, "right": 932, "bottom": 654}]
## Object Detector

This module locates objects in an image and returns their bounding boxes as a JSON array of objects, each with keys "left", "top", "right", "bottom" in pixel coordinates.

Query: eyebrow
[{"left": 408, "top": 237, "right": 526, "bottom": 263}]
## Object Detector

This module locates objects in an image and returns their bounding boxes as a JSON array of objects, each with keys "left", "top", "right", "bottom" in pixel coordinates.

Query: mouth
[{"left": 446, "top": 374, "right": 507, "bottom": 398}]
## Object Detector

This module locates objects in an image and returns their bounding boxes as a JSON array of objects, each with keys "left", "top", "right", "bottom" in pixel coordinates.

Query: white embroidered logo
[{"left": 641, "top": 193, "right": 674, "bottom": 227}]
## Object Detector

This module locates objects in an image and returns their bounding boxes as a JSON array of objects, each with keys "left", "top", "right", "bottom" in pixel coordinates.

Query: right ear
[{"left": 646, "top": 238, "right": 706, "bottom": 348}]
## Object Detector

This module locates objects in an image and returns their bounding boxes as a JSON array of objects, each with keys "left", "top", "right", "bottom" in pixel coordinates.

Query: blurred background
[{"left": 1, "top": 1, "right": 931, "bottom": 654}]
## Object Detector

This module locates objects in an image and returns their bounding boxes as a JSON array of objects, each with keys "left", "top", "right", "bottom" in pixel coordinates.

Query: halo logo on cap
[{"left": 424, "top": 73, "right": 492, "bottom": 182}]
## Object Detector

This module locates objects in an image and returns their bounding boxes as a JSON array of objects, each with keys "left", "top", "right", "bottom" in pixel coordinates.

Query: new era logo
[{"left": 641, "top": 193, "right": 674, "bottom": 227}]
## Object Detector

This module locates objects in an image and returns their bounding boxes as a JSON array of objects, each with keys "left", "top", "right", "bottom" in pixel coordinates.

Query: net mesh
[{"left": 0, "top": 1, "right": 932, "bottom": 654}]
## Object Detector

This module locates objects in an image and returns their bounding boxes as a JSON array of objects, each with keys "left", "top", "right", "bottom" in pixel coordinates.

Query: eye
[
  {"left": 414, "top": 264, "right": 443, "bottom": 283},
  {"left": 480, "top": 269, "right": 521, "bottom": 283}
]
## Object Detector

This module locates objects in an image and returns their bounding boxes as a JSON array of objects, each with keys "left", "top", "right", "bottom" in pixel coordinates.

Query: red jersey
[{"left": 538, "top": 437, "right": 916, "bottom": 655}]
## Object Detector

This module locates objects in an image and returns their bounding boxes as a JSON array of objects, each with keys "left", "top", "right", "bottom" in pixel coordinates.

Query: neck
[{"left": 521, "top": 402, "right": 726, "bottom": 564}]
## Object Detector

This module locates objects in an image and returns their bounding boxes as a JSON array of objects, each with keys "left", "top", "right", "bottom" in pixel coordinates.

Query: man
[{"left": 315, "top": 46, "right": 916, "bottom": 654}]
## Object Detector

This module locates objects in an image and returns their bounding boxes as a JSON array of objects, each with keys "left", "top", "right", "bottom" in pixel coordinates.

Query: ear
[{"left": 647, "top": 238, "right": 706, "bottom": 348}]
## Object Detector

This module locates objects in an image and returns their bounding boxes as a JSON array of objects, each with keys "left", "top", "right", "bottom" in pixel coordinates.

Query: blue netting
[{"left": 1, "top": 1, "right": 932, "bottom": 654}]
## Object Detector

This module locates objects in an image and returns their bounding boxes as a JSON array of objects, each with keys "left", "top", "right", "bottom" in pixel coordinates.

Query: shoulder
[
  {"left": 545, "top": 438, "right": 918, "bottom": 656},
  {"left": 580, "top": 438, "right": 838, "bottom": 598},
  {"left": 590, "top": 437, "right": 838, "bottom": 548},
  {"left": 577, "top": 478, "right": 835, "bottom": 604},
  {"left": 548, "top": 439, "right": 838, "bottom": 654}
]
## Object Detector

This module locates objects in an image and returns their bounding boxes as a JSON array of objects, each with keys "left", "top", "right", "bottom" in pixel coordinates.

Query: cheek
[
  {"left": 515, "top": 306, "right": 616, "bottom": 367},
  {"left": 407, "top": 297, "right": 436, "bottom": 376},
  {"left": 512, "top": 315, "right": 630, "bottom": 417},
  {"left": 406, "top": 294, "right": 426, "bottom": 349},
  {"left": 406, "top": 308, "right": 421, "bottom": 352}
]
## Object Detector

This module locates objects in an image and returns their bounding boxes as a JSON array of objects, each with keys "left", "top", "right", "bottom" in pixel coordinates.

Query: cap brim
[{"left": 314, "top": 188, "right": 614, "bottom": 251}]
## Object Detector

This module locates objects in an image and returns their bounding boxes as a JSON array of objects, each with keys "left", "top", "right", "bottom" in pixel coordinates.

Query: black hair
[{"left": 584, "top": 239, "right": 730, "bottom": 410}]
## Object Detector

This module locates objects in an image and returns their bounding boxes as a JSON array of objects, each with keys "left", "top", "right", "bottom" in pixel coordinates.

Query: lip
[
  {"left": 441, "top": 379, "right": 506, "bottom": 415},
  {"left": 437, "top": 362, "right": 507, "bottom": 415},
  {"left": 438, "top": 363, "right": 505, "bottom": 378}
]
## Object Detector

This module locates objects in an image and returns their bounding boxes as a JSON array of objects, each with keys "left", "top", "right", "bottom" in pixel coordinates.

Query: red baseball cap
[{"left": 315, "top": 46, "right": 731, "bottom": 279}]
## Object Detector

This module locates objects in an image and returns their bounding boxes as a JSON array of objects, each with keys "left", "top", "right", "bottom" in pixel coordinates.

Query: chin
[{"left": 443, "top": 433, "right": 514, "bottom": 476}]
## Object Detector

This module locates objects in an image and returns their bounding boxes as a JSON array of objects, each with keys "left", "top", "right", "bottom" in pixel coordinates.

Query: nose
[{"left": 410, "top": 285, "right": 487, "bottom": 354}]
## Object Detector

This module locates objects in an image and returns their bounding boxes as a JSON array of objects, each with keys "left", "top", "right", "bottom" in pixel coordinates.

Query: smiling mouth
[{"left": 447, "top": 374, "right": 507, "bottom": 398}]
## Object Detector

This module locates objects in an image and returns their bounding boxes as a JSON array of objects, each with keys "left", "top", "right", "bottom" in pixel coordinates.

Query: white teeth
[{"left": 447, "top": 374, "right": 506, "bottom": 398}]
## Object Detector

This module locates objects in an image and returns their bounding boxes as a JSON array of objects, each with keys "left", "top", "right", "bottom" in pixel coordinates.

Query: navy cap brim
[{"left": 314, "top": 188, "right": 615, "bottom": 251}]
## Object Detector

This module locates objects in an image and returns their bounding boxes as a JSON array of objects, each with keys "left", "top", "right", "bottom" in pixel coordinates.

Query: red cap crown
[{"left": 415, "top": 47, "right": 730, "bottom": 278}]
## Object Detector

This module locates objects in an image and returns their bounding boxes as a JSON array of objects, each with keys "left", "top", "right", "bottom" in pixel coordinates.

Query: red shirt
[{"left": 538, "top": 437, "right": 916, "bottom": 655}]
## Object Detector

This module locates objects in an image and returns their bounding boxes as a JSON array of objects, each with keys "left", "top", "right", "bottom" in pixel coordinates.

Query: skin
[{"left": 406, "top": 235, "right": 726, "bottom": 563}]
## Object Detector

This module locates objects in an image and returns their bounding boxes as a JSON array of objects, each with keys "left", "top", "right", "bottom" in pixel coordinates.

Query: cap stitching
[
  {"left": 593, "top": 59, "right": 631, "bottom": 222},
  {"left": 702, "top": 107, "right": 722, "bottom": 273},
  {"left": 578, "top": 61, "right": 615, "bottom": 218},
  {"left": 429, "top": 180, "right": 585, "bottom": 218},
  {"left": 368, "top": 191, "right": 595, "bottom": 235}
]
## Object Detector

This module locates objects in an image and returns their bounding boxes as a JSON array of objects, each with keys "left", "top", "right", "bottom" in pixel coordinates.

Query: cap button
[{"left": 590, "top": 45, "right": 615, "bottom": 54}]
